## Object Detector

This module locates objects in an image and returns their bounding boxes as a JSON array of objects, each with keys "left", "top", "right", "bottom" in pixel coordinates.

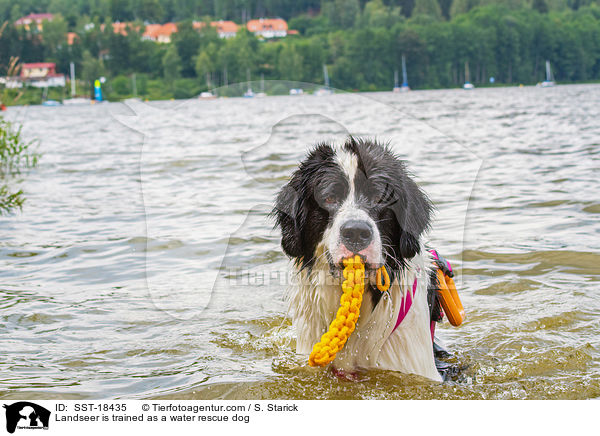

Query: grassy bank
[{"left": 0, "top": 117, "right": 39, "bottom": 214}]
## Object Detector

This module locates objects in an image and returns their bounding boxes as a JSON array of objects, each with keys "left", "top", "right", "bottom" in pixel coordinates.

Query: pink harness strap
[
  {"left": 391, "top": 278, "right": 417, "bottom": 333},
  {"left": 390, "top": 250, "right": 450, "bottom": 342},
  {"left": 429, "top": 249, "right": 452, "bottom": 273}
]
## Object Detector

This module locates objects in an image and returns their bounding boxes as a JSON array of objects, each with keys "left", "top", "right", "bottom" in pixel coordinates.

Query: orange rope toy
[
  {"left": 308, "top": 256, "right": 390, "bottom": 367},
  {"left": 435, "top": 269, "right": 465, "bottom": 326}
]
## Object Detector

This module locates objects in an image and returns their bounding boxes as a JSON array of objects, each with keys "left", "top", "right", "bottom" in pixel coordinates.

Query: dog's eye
[{"left": 371, "top": 192, "right": 384, "bottom": 204}]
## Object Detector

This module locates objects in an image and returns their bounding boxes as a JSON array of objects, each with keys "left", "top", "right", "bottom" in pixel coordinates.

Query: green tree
[
  {"left": 413, "top": 0, "right": 443, "bottom": 19},
  {"left": 109, "top": 0, "right": 133, "bottom": 21},
  {"left": 195, "top": 42, "right": 218, "bottom": 87},
  {"left": 289, "top": 14, "right": 330, "bottom": 35},
  {"left": 111, "top": 75, "right": 130, "bottom": 95},
  {"left": 361, "top": 0, "right": 404, "bottom": 27},
  {"left": 295, "top": 37, "right": 326, "bottom": 82},
  {"left": 533, "top": 0, "right": 549, "bottom": 13},
  {"left": 140, "top": 0, "right": 164, "bottom": 21},
  {"left": 450, "top": 0, "right": 481, "bottom": 17},
  {"left": 278, "top": 43, "right": 303, "bottom": 81},
  {"left": 162, "top": 44, "right": 181, "bottom": 84},
  {"left": 217, "top": 29, "right": 258, "bottom": 84},
  {"left": 81, "top": 50, "right": 106, "bottom": 96},
  {"left": 172, "top": 20, "right": 201, "bottom": 77},
  {"left": 323, "top": 0, "right": 360, "bottom": 28}
]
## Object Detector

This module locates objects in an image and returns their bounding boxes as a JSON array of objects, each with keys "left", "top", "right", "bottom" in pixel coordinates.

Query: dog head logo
[{"left": 3, "top": 402, "right": 50, "bottom": 434}]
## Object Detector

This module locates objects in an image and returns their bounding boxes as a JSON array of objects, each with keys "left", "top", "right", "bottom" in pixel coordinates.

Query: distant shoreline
[{"left": 3, "top": 81, "right": 600, "bottom": 108}]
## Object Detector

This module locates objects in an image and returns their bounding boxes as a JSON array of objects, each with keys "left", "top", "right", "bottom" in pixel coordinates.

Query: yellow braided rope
[{"left": 309, "top": 255, "right": 366, "bottom": 367}]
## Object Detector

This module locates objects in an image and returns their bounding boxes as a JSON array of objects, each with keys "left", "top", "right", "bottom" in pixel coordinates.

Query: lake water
[{"left": 2, "top": 83, "right": 599, "bottom": 400}]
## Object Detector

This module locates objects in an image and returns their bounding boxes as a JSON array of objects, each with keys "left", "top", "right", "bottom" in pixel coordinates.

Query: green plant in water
[{"left": 0, "top": 117, "right": 39, "bottom": 214}]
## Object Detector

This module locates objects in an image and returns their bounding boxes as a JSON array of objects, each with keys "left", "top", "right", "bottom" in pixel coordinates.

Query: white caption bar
[{"left": 0, "top": 400, "right": 595, "bottom": 435}]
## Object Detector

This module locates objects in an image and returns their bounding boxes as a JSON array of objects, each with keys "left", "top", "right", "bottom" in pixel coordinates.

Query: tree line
[{"left": 1, "top": 0, "right": 600, "bottom": 101}]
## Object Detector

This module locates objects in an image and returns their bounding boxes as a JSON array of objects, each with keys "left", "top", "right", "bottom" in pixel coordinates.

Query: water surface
[{"left": 2, "top": 84, "right": 599, "bottom": 399}]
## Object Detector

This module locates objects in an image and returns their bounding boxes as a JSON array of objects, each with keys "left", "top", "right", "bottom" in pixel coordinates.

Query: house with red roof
[
  {"left": 246, "top": 18, "right": 288, "bottom": 38},
  {"left": 20, "top": 62, "right": 65, "bottom": 88},
  {"left": 193, "top": 20, "right": 239, "bottom": 38},
  {"left": 142, "top": 23, "right": 178, "bottom": 43},
  {"left": 14, "top": 13, "right": 54, "bottom": 31}
]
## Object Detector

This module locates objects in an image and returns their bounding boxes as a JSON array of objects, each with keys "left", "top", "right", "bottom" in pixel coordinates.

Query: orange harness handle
[{"left": 436, "top": 269, "right": 465, "bottom": 326}]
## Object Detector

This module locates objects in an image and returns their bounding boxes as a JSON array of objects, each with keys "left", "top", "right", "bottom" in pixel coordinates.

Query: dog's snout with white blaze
[
  {"left": 322, "top": 149, "right": 384, "bottom": 268},
  {"left": 324, "top": 198, "right": 383, "bottom": 267}
]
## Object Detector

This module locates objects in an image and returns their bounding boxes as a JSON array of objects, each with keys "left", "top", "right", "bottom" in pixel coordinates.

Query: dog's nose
[{"left": 340, "top": 220, "right": 373, "bottom": 252}]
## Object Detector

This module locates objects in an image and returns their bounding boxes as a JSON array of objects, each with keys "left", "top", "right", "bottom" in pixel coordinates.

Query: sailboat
[
  {"left": 41, "top": 85, "right": 61, "bottom": 106},
  {"left": 314, "top": 64, "right": 333, "bottom": 96},
  {"left": 243, "top": 68, "right": 254, "bottom": 98},
  {"left": 539, "top": 60, "right": 555, "bottom": 87},
  {"left": 463, "top": 61, "right": 474, "bottom": 90},
  {"left": 256, "top": 73, "right": 266, "bottom": 98},
  {"left": 394, "top": 55, "right": 410, "bottom": 92},
  {"left": 63, "top": 62, "right": 91, "bottom": 105},
  {"left": 199, "top": 70, "right": 216, "bottom": 99}
]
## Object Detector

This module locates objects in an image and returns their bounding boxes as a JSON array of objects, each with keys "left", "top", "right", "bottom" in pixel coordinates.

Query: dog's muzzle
[{"left": 340, "top": 220, "right": 373, "bottom": 253}]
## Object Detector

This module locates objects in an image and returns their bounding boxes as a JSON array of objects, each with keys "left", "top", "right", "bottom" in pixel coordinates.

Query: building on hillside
[
  {"left": 246, "top": 18, "right": 288, "bottom": 38},
  {"left": 142, "top": 23, "right": 177, "bottom": 43},
  {"left": 212, "top": 20, "right": 239, "bottom": 38},
  {"left": 14, "top": 13, "right": 54, "bottom": 31},
  {"left": 20, "top": 62, "right": 66, "bottom": 88},
  {"left": 110, "top": 22, "right": 130, "bottom": 36},
  {"left": 193, "top": 20, "right": 239, "bottom": 39},
  {"left": 99, "top": 22, "right": 139, "bottom": 36},
  {"left": 67, "top": 32, "right": 78, "bottom": 45}
]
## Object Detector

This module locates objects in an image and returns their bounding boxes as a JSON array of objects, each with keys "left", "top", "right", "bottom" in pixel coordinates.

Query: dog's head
[{"left": 274, "top": 138, "right": 432, "bottom": 280}]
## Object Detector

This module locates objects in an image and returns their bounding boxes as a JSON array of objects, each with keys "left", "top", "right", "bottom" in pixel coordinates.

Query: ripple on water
[{"left": 582, "top": 204, "right": 600, "bottom": 214}]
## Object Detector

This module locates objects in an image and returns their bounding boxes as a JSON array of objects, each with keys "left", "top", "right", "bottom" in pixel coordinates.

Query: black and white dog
[{"left": 274, "top": 137, "right": 442, "bottom": 381}]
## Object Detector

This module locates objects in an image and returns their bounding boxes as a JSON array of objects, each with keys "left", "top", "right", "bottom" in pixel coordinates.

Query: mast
[
  {"left": 323, "top": 64, "right": 330, "bottom": 88},
  {"left": 546, "top": 60, "right": 552, "bottom": 82},
  {"left": 70, "top": 62, "right": 76, "bottom": 97},
  {"left": 132, "top": 73, "right": 137, "bottom": 97},
  {"left": 394, "top": 69, "right": 399, "bottom": 88},
  {"left": 246, "top": 68, "right": 252, "bottom": 92},
  {"left": 465, "top": 61, "right": 471, "bottom": 83},
  {"left": 401, "top": 55, "right": 408, "bottom": 87}
]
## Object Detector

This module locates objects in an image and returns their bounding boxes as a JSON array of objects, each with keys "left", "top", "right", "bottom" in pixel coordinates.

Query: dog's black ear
[
  {"left": 273, "top": 142, "right": 335, "bottom": 264},
  {"left": 273, "top": 181, "right": 304, "bottom": 259},
  {"left": 393, "top": 174, "right": 433, "bottom": 260}
]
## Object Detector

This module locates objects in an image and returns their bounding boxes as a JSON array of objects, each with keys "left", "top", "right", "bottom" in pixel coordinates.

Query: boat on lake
[
  {"left": 199, "top": 91, "right": 217, "bottom": 99},
  {"left": 538, "top": 60, "right": 556, "bottom": 87},
  {"left": 314, "top": 64, "right": 333, "bottom": 96},
  {"left": 42, "top": 100, "right": 61, "bottom": 106},
  {"left": 463, "top": 61, "right": 474, "bottom": 90},
  {"left": 394, "top": 55, "right": 410, "bottom": 92},
  {"left": 243, "top": 69, "right": 254, "bottom": 98},
  {"left": 63, "top": 63, "right": 91, "bottom": 105},
  {"left": 255, "top": 73, "right": 266, "bottom": 98}
]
